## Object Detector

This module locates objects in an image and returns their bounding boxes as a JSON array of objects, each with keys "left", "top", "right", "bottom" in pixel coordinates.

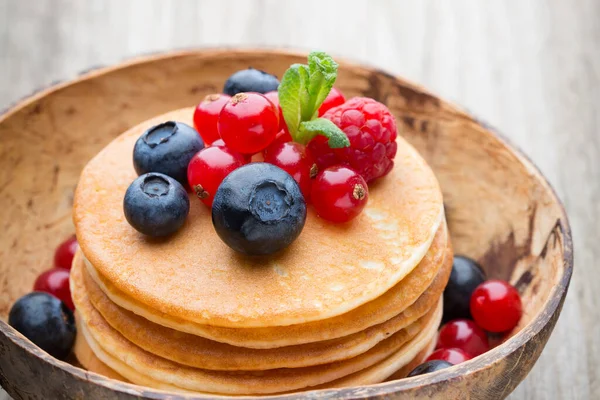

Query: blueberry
[
  {"left": 223, "top": 68, "right": 280, "bottom": 96},
  {"left": 124, "top": 173, "right": 190, "bottom": 237},
  {"left": 9, "top": 292, "right": 76, "bottom": 360},
  {"left": 443, "top": 255, "right": 487, "bottom": 323},
  {"left": 407, "top": 360, "right": 454, "bottom": 377},
  {"left": 212, "top": 163, "right": 306, "bottom": 255},
  {"left": 133, "top": 121, "right": 204, "bottom": 185}
]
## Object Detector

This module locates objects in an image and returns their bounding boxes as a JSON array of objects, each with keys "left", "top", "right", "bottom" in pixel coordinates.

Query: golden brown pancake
[
  {"left": 73, "top": 108, "right": 444, "bottom": 328},
  {"left": 74, "top": 318, "right": 436, "bottom": 395},
  {"left": 79, "top": 220, "right": 450, "bottom": 348},
  {"left": 73, "top": 277, "right": 442, "bottom": 395},
  {"left": 72, "top": 245, "right": 451, "bottom": 370}
]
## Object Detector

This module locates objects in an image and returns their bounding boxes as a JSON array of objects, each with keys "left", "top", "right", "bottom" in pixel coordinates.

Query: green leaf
[
  {"left": 299, "top": 118, "right": 350, "bottom": 148},
  {"left": 278, "top": 64, "right": 310, "bottom": 138},
  {"left": 306, "top": 52, "right": 338, "bottom": 115}
]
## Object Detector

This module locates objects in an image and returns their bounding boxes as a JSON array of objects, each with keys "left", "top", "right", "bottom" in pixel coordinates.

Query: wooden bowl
[{"left": 0, "top": 49, "right": 572, "bottom": 400}]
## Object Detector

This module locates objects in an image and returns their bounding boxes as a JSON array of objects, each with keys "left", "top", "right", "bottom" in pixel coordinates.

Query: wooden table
[{"left": 0, "top": 1, "right": 597, "bottom": 398}]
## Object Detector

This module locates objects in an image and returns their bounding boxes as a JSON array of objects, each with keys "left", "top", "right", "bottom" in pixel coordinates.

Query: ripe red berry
[
  {"left": 436, "top": 319, "right": 489, "bottom": 357},
  {"left": 54, "top": 236, "right": 78, "bottom": 270},
  {"left": 193, "top": 93, "right": 230, "bottom": 145},
  {"left": 426, "top": 348, "right": 471, "bottom": 365},
  {"left": 211, "top": 139, "right": 252, "bottom": 163},
  {"left": 311, "top": 166, "right": 368, "bottom": 223},
  {"left": 263, "top": 142, "right": 317, "bottom": 201},
  {"left": 264, "top": 91, "right": 285, "bottom": 131},
  {"left": 187, "top": 146, "right": 246, "bottom": 207},
  {"left": 318, "top": 87, "right": 346, "bottom": 116},
  {"left": 470, "top": 280, "right": 522, "bottom": 333},
  {"left": 218, "top": 93, "right": 279, "bottom": 155},
  {"left": 33, "top": 268, "right": 74, "bottom": 310},
  {"left": 308, "top": 97, "right": 398, "bottom": 183}
]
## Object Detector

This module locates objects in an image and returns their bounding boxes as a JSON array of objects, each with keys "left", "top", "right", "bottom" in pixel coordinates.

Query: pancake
[
  {"left": 73, "top": 107, "right": 444, "bottom": 328},
  {"left": 72, "top": 245, "right": 451, "bottom": 370},
  {"left": 73, "top": 316, "right": 126, "bottom": 382},
  {"left": 73, "top": 282, "right": 442, "bottom": 395},
  {"left": 80, "top": 220, "right": 449, "bottom": 348}
]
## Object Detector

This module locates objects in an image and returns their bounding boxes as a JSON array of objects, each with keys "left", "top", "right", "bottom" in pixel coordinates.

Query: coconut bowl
[{"left": 0, "top": 49, "right": 573, "bottom": 400}]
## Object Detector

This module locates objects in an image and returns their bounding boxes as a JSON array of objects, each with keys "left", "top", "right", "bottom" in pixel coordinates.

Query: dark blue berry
[
  {"left": 407, "top": 360, "right": 454, "bottom": 377},
  {"left": 223, "top": 68, "right": 280, "bottom": 96},
  {"left": 9, "top": 292, "right": 76, "bottom": 360},
  {"left": 133, "top": 121, "right": 204, "bottom": 185},
  {"left": 443, "top": 255, "right": 487, "bottom": 323},
  {"left": 212, "top": 163, "right": 306, "bottom": 255},
  {"left": 124, "top": 173, "right": 190, "bottom": 237}
]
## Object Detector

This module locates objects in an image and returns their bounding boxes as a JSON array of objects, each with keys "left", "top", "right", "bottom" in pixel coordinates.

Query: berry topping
[
  {"left": 308, "top": 97, "right": 398, "bottom": 183},
  {"left": 263, "top": 142, "right": 316, "bottom": 201},
  {"left": 426, "top": 348, "right": 472, "bottom": 365},
  {"left": 223, "top": 68, "right": 280, "bottom": 96},
  {"left": 311, "top": 166, "right": 368, "bottom": 223},
  {"left": 436, "top": 319, "right": 489, "bottom": 357},
  {"left": 33, "top": 268, "right": 74, "bottom": 311},
  {"left": 470, "top": 280, "right": 522, "bottom": 333},
  {"left": 187, "top": 146, "right": 246, "bottom": 207},
  {"left": 123, "top": 173, "right": 190, "bottom": 237},
  {"left": 443, "top": 256, "right": 487, "bottom": 323},
  {"left": 133, "top": 121, "right": 204, "bottom": 185},
  {"left": 407, "top": 360, "right": 454, "bottom": 377},
  {"left": 218, "top": 93, "right": 280, "bottom": 155},
  {"left": 9, "top": 292, "right": 75, "bottom": 360},
  {"left": 264, "top": 91, "right": 285, "bottom": 131},
  {"left": 54, "top": 235, "right": 78, "bottom": 270},
  {"left": 193, "top": 93, "right": 230, "bottom": 145},
  {"left": 318, "top": 87, "right": 346, "bottom": 116},
  {"left": 212, "top": 163, "right": 307, "bottom": 255}
]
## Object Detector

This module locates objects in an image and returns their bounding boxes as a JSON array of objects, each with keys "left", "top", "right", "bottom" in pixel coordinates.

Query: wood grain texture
[{"left": 0, "top": 0, "right": 596, "bottom": 399}]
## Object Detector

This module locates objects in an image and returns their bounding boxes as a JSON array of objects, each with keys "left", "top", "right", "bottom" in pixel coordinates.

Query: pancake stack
[{"left": 70, "top": 108, "right": 452, "bottom": 396}]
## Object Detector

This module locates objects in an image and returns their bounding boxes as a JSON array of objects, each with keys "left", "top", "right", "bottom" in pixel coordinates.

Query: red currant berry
[
  {"left": 187, "top": 146, "right": 246, "bottom": 207},
  {"left": 218, "top": 93, "right": 279, "bottom": 155},
  {"left": 318, "top": 87, "right": 346, "bottom": 116},
  {"left": 267, "top": 129, "right": 293, "bottom": 152},
  {"left": 54, "top": 236, "right": 78, "bottom": 270},
  {"left": 426, "top": 348, "right": 471, "bottom": 365},
  {"left": 263, "top": 142, "right": 317, "bottom": 201},
  {"left": 436, "top": 319, "right": 489, "bottom": 357},
  {"left": 311, "top": 166, "right": 368, "bottom": 223},
  {"left": 470, "top": 280, "right": 522, "bottom": 333},
  {"left": 264, "top": 91, "right": 285, "bottom": 131},
  {"left": 211, "top": 139, "right": 252, "bottom": 163},
  {"left": 193, "top": 93, "right": 230, "bottom": 145},
  {"left": 33, "top": 268, "right": 74, "bottom": 310}
]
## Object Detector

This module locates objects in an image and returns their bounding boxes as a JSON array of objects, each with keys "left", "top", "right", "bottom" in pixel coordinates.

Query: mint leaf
[
  {"left": 278, "top": 64, "right": 309, "bottom": 137},
  {"left": 306, "top": 52, "right": 338, "bottom": 116},
  {"left": 299, "top": 118, "right": 350, "bottom": 148},
  {"left": 278, "top": 51, "right": 346, "bottom": 148}
]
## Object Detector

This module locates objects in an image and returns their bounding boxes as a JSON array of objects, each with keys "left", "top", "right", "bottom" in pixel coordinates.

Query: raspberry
[{"left": 307, "top": 97, "right": 398, "bottom": 183}]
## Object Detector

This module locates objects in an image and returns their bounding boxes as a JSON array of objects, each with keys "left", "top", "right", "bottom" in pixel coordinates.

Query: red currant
[
  {"left": 426, "top": 348, "right": 471, "bottom": 365},
  {"left": 311, "top": 166, "right": 368, "bottom": 223},
  {"left": 436, "top": 319, "right": 489, "bottom": 357},
  {"left": 33, "top": 268, "right": 74, "bottom": 310},
  {"left": 267, "top": 129, "right": 293, "bottom": 152},
  {"left": 211, "top": 139, "right": 251, "bottom": 163},
  {"left": 264, "top": 91, "right": 285, "bottom": 131},
  {"left": 263, "top": 142, "right": 317, "bottom": 201},
  {"left": 470, "top": 280, "right": 522, "bottom": 333},
  {"left": 218, "top": 93, "right": 279, "bottom": 155},
  {"left": 318, "top": 87, "right": 346, "bottom": 116},
  {"left": 187, "top": 146, "right": 246, "bottom": 207},
  {"left": 193, "top": 93, "right": 231, "bottom": 145},
  {"left": 54, "top": 235, "right": 78, "bottom": 270}
]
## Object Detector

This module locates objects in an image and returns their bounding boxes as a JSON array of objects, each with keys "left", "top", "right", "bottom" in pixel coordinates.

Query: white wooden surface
[{"left": 0, "top": 0, "right": 598, "bottom": 398}]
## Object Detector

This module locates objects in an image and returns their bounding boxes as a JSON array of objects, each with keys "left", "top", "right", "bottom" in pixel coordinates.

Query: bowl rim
[{"left": 0, "top": 48, "right": 574, "bottom": 399}]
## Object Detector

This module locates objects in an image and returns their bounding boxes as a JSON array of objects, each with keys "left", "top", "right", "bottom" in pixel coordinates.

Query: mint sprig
[{"left": 278, "top": 52, "right": 349, "bottom": 148}]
